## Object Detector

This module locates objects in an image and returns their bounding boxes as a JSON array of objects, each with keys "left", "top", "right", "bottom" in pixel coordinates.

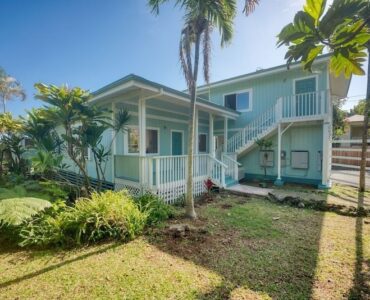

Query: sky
[{"left": 0, "top": 0, "right": 367, "bottom": 116}]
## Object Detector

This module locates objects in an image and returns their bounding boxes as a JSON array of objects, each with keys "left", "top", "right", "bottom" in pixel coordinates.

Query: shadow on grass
[
  {"left": 0, "top": 242, "right": 120, "bottom": 289},
  {"left": 149, "top": 196, "right": 327, "bottom": 299},
  {"left": 348, "top": 193, "right": 370, "bottom": 299}
]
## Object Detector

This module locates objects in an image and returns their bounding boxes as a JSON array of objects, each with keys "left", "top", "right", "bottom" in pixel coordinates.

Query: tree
[
  {"left": 350, "top": 99, "right": 367, "bottom": 115},
  {"left": 34, "top": 84, "right": 129, "bottom": 193},
  {"left": 277, "top": 0, "right": 370, "bottom": 191},
  {"left": 0, "top": 71, "right": 26, "bottom": 113},
  {"left": 148, "top": 0, "right": 259, "bottom": 218},
  {"left": 332, "top": 98, "right": 347, "bottom": 138}
]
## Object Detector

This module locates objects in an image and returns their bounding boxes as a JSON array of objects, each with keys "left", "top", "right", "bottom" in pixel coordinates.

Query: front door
[{"left": 171, "top": 131, "right": 183, "bottom": 155}]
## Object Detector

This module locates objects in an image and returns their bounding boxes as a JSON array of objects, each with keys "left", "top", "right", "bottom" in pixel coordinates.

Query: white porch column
[
  {"left": 223, "top": 117, "right": 228, "bottom": 153},
  {"left": 274, "top": 122, "right": 284, "bottom": 186},
  {"left": 320, "top": 120, "right": 332, "bottom": 189},
  {"left": 209, "top": 114, "right": 214, "bottom": 157},
  {"left": 194, "top": 109, "right": 199, "bottom": 154},
  {"left": 111, "top": 102, "right": 117, "bottom": 183},
  {"left": 138, "top": 98, "right": 146, "bottom": 185}
]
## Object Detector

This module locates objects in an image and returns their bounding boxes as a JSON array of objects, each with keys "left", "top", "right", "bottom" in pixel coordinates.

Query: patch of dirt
[{"left": 220, "top": 203, "right": 233, "bottom": 209}]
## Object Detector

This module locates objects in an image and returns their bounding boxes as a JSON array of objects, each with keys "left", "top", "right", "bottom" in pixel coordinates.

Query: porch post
[
  {"left": 223, "top": 117, "right": 228, "bottom": 153},
  {"left": 274, "top": 122, "right": 284, "bottom": 186},
  {"left": 111, "top": 102, "right": 116, "bottom": 184},
  {"left": 209, "top": 114, "right": 214, "bottom": 157},
  {"left": 138, "top": 98, "right": 146, "bottom": 186},
  {"left": 194, "top": 109, "right": 199, "bottom": 154},
  {"left": 320, "top": 120, "right": 332, "bottom": 189}
]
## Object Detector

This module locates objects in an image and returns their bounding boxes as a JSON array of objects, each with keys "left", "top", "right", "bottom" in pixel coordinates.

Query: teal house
[{"left": 74, "top": 55, "right": 350, "bottom": 203}]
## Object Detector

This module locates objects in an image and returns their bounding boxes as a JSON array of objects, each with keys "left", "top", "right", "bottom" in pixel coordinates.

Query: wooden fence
[{"left": 332, "top": 139, "right": 370, "bottom": 170}]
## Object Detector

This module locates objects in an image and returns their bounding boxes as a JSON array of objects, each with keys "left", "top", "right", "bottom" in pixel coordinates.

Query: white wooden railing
[
  {"left": 281, "top": 90, "right": 329, "bottom": 120},
  {"left": 114, "top": 154, "right": 228, "bottom": 203},
  {"left": 222, "top": 153, "right": 241, "bottom": 182},
  {"left": 227, "top": 90, "right": 330, "bottom": 154},
  {"left": 227, "top": 104, "right": 277, "bottom": 153}
]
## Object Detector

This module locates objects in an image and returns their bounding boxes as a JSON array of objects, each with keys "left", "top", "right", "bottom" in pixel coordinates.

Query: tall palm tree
[
  {"left": 0, "top": 75, "right": 26, "bottom": 113},
  {"left": 149, "top": 0, "right": 235, "bottom": 218},
  {"left": 148, "top": 0, "right": 260, "bottom": 218}
]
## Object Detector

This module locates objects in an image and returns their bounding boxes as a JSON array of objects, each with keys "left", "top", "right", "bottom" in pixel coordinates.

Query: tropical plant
[
  {"left": 255, "top": 138, "right": 273, "bottom": 183},
  {"left": 277, "top": 0, "right": 370, "bottom": 191},
  {"left": 134, "top": 193, "right": 174, "bottom": 226},
  {"left": 0, "top": 113, "right": 27, "bottom": 176},
  {"left": 19, "top": 190, "right": 147, "bottom": 247},
  {"left": 0, "top": 197, "right": 51, "bottom": 226},
  {"left": 149, "top": 0, "right": 238, "bottom": 219},
  {"left": 0, "top": 71, "right": 26, "bottom": 113},
  {"left": 34, "top": 84, "right": 129, "bottom": 193},
  {"left": 31, "top": 150, "right": 65, "bottom": 177}
]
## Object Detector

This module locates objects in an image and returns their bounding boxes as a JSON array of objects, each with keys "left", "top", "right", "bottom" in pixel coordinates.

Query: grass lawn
[{"left": 1, "top": 195, "right": 370, "bottom": 299}]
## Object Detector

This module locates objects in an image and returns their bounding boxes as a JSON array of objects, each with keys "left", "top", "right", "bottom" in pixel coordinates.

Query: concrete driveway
[{"left": 331, "top": 169, "right": 370, "bottom": 188}]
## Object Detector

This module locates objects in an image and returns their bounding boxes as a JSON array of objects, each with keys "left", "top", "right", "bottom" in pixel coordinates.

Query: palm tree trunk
[
  {"left": 359, "top": 49, "right": 370, "bottom": 192},
  {"left": 185, "top": 33, "right": 201, "bottom": 219}
]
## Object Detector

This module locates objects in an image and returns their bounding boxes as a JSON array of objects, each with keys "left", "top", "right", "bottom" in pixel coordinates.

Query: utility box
[
  {"left": 260, "top": 150, "right": 274, "bottom": 167},
  {"left": 291, "top": 151, "right": 309, "bottom": 169}
]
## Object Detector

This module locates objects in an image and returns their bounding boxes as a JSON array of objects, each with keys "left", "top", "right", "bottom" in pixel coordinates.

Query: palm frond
[{"left": 243, "top": 0, "right": 260, "bottom": 15}]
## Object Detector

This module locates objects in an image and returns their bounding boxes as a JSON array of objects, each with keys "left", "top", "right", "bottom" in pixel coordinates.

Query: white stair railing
[
  {"left": 227, "top": 103, "right": 278, "bottom": 153},
  {"left": 222, "top": 153, "right": 242, "bottom": 182}
]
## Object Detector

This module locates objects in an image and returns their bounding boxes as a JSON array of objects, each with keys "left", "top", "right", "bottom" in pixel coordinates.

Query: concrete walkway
[{"left": 226, "top": 184, "right": 273, "bottom": 197}]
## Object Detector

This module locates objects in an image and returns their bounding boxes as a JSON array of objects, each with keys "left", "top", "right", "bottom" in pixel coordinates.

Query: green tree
[
  {"left": 333, "top": 98, "right": 347, "bottom": 138},
  {"left": 148, "top": 0, "right": 259, "bottom": 219},
  {"left": 277, "top": 0, "right": 370, "bottom": 191},
  {"left": 0, "top": 70, "right": 26, "bottom": 113},
  {"left": 34, "top": 84, "right": 128, "bottom": 193},
  {"left": 350, "top": 99, "right": 367, "bottom": 115}
]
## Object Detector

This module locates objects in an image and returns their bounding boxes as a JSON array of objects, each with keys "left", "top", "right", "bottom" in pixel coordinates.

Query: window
[
  {"left": 126, "top": 127, "right": 159, "bottom": 154},
  {"left": 128, "top": 128, "right": 139, "bottom": 153},
  {"left": 224, "top": 90, "right": 251, "bottom": 112},
  {"left": 198, "top": 134, "right": 207, "bottom": 153},
  {"left": 146, "top": 129, "right": 159, "bottom": 154}
]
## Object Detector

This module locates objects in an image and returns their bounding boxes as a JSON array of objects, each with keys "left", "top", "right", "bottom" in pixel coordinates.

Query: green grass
[{"left": 1, "top": 196, "right": 369, "bottom": 299}]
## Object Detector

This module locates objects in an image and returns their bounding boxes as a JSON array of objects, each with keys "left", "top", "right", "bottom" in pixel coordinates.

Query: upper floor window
[{"left": 224, "top": 90, "right": 252, "bottom": 112}]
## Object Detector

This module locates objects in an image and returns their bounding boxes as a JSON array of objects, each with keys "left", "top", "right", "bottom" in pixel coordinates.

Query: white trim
[
  {"left": 170, "top": 130, "right": 185, "bottom": 155},
  {"left": 197, "top": 56, "right": 330, "bottom": 92},
  {"left": 223, "top": 88, "right": 253, "bottom": 113},
  {"left": 293, "top": 75, "right": 319, "bottom": 95}
]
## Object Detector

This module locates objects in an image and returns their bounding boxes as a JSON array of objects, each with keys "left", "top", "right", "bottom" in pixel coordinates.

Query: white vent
[{"left": 291, "top": 151, "right": 309, "bottom": 169}]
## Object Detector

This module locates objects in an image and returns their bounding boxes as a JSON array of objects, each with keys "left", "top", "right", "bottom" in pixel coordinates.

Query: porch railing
[{"left": 114, "top": 154, "right": 228, "bottom": 203}]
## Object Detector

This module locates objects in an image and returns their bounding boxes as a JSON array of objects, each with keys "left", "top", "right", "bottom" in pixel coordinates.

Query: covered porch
[{"left": 90, "top": 75, "right": 239, "bottom": 202}]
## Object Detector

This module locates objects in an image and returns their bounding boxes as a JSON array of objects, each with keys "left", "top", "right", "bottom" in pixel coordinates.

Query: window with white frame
[
  {"left": 224, "top": 90, "right": 252, "bottom": 112},
  {"left": 126, "top": 127, "right": 159, "bottom": 155},
  {"left": 198, "top": 133, "right": 207, "bottom": 153}
]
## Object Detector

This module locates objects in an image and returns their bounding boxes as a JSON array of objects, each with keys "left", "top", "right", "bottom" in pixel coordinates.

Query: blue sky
[{"left": 0, "top": 0, "right": 367, "bottom": 116}]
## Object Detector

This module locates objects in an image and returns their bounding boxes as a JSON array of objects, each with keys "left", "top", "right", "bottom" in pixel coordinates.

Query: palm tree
[
  {"left": 149, "top": 0, "right": 235, "bottom": 219},
  {"left": 0, "top": 75, "right": 26, "bottom": 113}
]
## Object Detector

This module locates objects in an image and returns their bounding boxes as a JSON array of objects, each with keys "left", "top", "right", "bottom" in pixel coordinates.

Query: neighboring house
[
  {"left": 63, "top": 54, "right": 350, "bottom": 202},
  {"left": 343, "top": 114, "right": 365, "bottom": 141}
]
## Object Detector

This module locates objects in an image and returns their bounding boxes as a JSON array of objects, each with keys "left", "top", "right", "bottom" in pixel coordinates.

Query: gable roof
[
  {"left": 91, "top": 74, "right": 240, "bottom": 118},
  {"left": 345, "top": 114, "right": 364, "bottom": 123},
  {"left": 196, "top": 54, "right": 332, "bottom": 92}
]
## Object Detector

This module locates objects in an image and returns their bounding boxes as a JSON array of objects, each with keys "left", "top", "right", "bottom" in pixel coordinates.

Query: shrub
[
  {"left": 135, "top": 193, "right": 174, "bottom": 226},
  {"left": 19, "top": 190, "right": 147, "bottom": 247}
]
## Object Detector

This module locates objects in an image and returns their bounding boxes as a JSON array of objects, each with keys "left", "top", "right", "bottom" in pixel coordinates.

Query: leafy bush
[
  {"left": 0, "top": 197, "right": 51, "bottom": 226},
  {"left": 19, "top": 190, "right": 147, "bottom": 247},
  {"left": 135, "top": 193, "right": 174, "bottom": 225}
]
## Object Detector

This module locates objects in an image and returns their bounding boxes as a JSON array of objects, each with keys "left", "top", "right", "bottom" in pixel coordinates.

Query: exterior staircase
[{"left": 227, "top": 102, "right": 279, "bottom": 155}]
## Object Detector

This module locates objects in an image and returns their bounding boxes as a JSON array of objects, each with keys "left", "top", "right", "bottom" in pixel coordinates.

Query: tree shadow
[
  {"left": 149, "top": 196, "right": 326, "bottom": 299},
  {"left": 348, "top": 192, "right": 370, "bottom": 299},
  {"left": 0, "top": 242, "right": 120, "bottom": 289}
]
